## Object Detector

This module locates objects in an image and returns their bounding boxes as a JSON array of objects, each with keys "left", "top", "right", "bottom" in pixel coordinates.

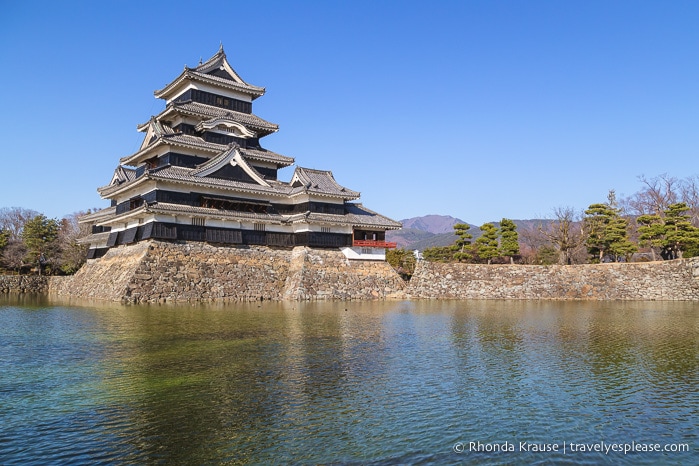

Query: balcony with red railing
[{"left": 352, "top": 240, "right": 397, "bottom": 249}]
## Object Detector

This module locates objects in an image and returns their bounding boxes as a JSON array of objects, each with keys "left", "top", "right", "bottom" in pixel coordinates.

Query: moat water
[{"left": 1, "top": 296, "right": 697, "bottom": 465}]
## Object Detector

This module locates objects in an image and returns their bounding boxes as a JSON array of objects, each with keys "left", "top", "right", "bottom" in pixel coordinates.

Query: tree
[
  {"left": 583, "top": 193, "right": 636, "bottom": 262},
  {"left": 498, "top": 218, "right": 519, "bottom": 263},
  {"left": 637, "top": 202, "right": 699, "bottom": 259},
  {"left": 538, "top": 206, "right": 585, "bottom": 264},
  {"left": 57, "top": 211, "right": 91, "bottom": 274},
  {"left": 422, "top": 245, "right": 456, "bottom": 262},
  {"left": 0, "top": 229, "right": 8, "bottom": 252},
  {"left": 453, "top": 223, "right": 473, "bottom": 262},
  {"left": 2, "top": 241, "right": 27, "bottom": 274},
  {"left": 534, "top": 245, "right": 559, "bottom": 265},
  {"left": 474, "top": 223, "right": 499, "bottom": 264},
  {"left": 625, "top": 174, "right": 679, "bottom": 217},
  {"left": 21, "top": 214, "right": 60, "bottom": 275},
  {"left": 662, "top": 203, "right": 699, "bottom": 259},
  {"left": 385, "top": 248, "right": 417, "bottom": 279},
  {"left": 0, "top": 207, "right": 39, "bottom": 241}
]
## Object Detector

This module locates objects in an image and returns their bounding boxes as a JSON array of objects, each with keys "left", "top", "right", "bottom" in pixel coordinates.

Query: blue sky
[{"left": 1, "top": 1, "right": 697, "bottom": 225}]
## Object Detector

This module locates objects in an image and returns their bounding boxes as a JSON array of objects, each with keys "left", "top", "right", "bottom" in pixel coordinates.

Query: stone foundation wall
[
  {"left": 22, "top": 243, "right": 699, "bottom": 303},
  {"left": 50, "top": 240, "right": 406, "bottom": 303},
  {"left": 0, "top": 275, "right": 49, "bottom": 294},
  {"left": 407, "top": 258, "right": 699, "bottom": 300},
  {"left": 50, "top": 241, "right": 151, "bottom": 301}
]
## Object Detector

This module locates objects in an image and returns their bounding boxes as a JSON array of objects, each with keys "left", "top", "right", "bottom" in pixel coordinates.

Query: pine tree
[
  {"left": 638, "top": 202, "right": 699, "bottom": 259},
  {"left": 21, "top": 214, "right": 60, "bottom": 275},
  {"left": 584, "top": 193, "right": 636, "bottom": 262},
  {"left": 474, "top": 223, "right": 499, "bottom": 264},
  {"left": 498, "top": 218, "right": 519, "bottom": 263},
  {"left": 453, "top": 223, "right": 473, "bottom": 262}
]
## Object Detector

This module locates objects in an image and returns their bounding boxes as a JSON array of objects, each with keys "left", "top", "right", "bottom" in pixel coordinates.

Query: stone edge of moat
[{"left": 3, "top": 242, "right": 699, "bottom": 302}]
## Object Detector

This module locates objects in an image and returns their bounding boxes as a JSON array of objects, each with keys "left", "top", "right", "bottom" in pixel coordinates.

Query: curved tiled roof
[
  {"left": 145, "top": 165, "right": 290, "bottom": 196},
  {"left": 169, "top": 101, "right": 278, "bottom": 135},
  {"left": 286, "top": 204, "right": 401, "bottom": 229},
  {"left": 154, "top": 47, "right": 266, "bottom": 100},
  {"left": 78, "top": 206, "right": 117, "bottom": 223},
  {"left": 290, "top": 167, "right": 360, "bottom": 199},
  {"left": 240, "top": 147, "right": 294, "bottom": 167},
  {"left": 147, "top": 202, "right": 287, "bottom": 223}
]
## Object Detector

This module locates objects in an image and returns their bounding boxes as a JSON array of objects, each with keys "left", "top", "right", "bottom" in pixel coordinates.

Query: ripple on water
[{"left": 0, "top": 299, "right": 696, "bottom": 465}]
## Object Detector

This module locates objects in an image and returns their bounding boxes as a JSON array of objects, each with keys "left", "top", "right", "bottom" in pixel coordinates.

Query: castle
[{"left": 79, "top": 46, "right": 400, "bottom": 260}]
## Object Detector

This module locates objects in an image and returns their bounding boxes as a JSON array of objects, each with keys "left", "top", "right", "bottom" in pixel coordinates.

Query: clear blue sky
[{"left": 1, "top": 1, "right": 697, "bottom": 225}]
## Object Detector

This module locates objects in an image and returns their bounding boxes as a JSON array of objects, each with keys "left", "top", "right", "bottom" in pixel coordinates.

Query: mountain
[
  {"left": 400, "top": 215, "right": 466, "bottom": 234},
  {"left": 387, "top": 215, "right": 548, "bottom": 251},
  {"left": 387, "top": 215, "right": 467, "bottom": 250}
]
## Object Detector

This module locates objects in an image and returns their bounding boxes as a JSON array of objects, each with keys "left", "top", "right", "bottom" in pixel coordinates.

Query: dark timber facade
[{"left": 80, "top": 46, "right": 400, "bottom": 260}]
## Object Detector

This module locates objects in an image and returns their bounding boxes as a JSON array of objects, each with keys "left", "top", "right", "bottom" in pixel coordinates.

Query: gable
[
  {"left": 206, "top": 163, "right": 257, "bottom": 184},
  {"left": 207, "top": 68, "right": 235, "bottom": 80}
]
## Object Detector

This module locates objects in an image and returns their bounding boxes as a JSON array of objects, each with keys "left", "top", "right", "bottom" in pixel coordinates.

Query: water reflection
[{"left": 0, "top": 296, "right": 696, "bottom": 465}]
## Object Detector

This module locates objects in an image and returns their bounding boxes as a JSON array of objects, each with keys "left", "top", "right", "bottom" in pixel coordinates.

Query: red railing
[{"left": 353, "top": 240, "right": 397, "bottom": 249}]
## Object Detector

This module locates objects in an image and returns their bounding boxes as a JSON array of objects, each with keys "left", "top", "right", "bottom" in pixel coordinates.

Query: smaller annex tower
[{"left": 80, "top": 46, "right": 400, "bottom": 260}]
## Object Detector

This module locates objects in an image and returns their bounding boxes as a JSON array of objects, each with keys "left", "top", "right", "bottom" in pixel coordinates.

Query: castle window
[
  {"left": 254, "top": 223, "right": 266, "bottom": 231},
  {"left": 321, "top": 227, "right": 331, "bottom": 233},
  {"left": 191, "top": 217, "right": 205, "bottom": 226}
]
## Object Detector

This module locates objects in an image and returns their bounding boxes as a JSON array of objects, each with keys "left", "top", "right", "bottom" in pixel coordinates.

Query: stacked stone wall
[
  {"left": 125, "top": 242, "right": 292, "bottom": 303},
  {"left": 407, "top": 258, "right": 699, "bottom": 300},
  {"left": 25, "top": 242, "right": 699, "bottom": 303},
  {"left": 282, "top": 247, "right": 406, "bottom": 300},
  {"left": 49, "top": 240, "right": 406, "bottom": 303},
  {"left": 49, "top": 241, "right": 150, "bottom": 300},
  {"left": 0, "top": 275, "right": 49, "bottom": 294}
]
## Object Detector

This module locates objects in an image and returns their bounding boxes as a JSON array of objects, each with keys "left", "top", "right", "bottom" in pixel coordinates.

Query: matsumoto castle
[{"left": 80, "top": 46, "right": 400, "bottom": 260}]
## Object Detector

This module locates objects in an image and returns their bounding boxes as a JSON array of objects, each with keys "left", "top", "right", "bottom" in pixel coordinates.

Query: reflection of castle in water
[{"left": 80, "top": 46, "right": 399, "bottom": 261}]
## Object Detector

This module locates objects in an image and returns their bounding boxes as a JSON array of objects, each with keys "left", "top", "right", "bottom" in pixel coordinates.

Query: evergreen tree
[
  {"left": 422, "top": 245, "right": 456, "bottom": 262},
  {"left": 637, "top": 202, "right": 699, "bottom": 259},
  {"left": 385, "top": 248, "right": 417, "bottom": 278},
  {"left": 0, "top": 229, "right": 8, "bottom": 252},
  {"left": 453, "top": 223, "right": 473, "bottom": 262},
  {"left": 663, "top": 203, "right": 699, "bottom": 259},
  {"left": 584, "top": 200, "right": 636, "bottom": 262},
  {"left": 498, "top": 218, "right": 519, "bottom": 263},
  {"left": 21, "top": 214, "right": 60, "bottom": 274},
  {"left": 474, "top": 223, "right": 499, "bottom": 264}
]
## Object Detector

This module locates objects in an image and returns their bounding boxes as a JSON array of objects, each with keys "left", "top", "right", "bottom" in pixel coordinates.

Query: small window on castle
[
  {"left": 191, "top": 217, "right": 205, "bottom": 226},
  {"left": 254, "top": 223, "right": 266, "bottom": 231},
  {"left": 321, "top": 227, "right": 331, "bottom": 233}
]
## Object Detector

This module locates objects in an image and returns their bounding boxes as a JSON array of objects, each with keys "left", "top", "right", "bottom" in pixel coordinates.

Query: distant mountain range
[{"left": 386, "top": 215, "right": 545, "bottom": 251}]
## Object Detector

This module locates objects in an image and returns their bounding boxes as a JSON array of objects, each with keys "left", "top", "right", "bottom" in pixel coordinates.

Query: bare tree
[
  {"left": 519, "top": 224, "right": 552, "bottom": 264},
  {"left": 0, "top": 207, "right": 39, "bottom": 241},
  {"left": 57, "top": 211, "right": 91, "bottom": 274},
  {"left": 2, "top": 241, "right": 28, "bottom": 274},
  {"left": 679, "top": 175, "right": 699, "bottom": 227},
  {"left": 626, "top": 174, "right": 679, "bottom": 217},
  {"left": 538, "top": 206, "right": 586, "bottom": 265}
]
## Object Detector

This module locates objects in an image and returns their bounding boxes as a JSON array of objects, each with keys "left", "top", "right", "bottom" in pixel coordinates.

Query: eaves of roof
[
  {"left": 119, "top": 134, "right": 225, "bottom": 165},
  {"left": 167, "top": 101, "right": 279, "bottom": 135},
  {"left": 154, "top": 69, "right": 265, "bottom": 100}
]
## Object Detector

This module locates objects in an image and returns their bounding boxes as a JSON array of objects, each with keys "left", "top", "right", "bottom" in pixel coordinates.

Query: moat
[{"left": 1, "top": 296, "right": 696, "bottom": 465}]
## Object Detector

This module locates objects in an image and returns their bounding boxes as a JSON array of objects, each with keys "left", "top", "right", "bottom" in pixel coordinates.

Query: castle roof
[
  {"left": 290, "top": 167, "right": 360, "bottom": 198},
  {"left": 163, "top": 100, "right": 279, "bottom": 136},
  {"left": 288, "top": 203, "right": 401, "bottom": 229},
  {"left": 154, "top": 46, "right": 265, "bottom": 100},
  {"left": 120, "top": 131, "right": 293, "bottom": 168},
  {"left": 99, "top": 162, "right": 361, "bottom": 201}
]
